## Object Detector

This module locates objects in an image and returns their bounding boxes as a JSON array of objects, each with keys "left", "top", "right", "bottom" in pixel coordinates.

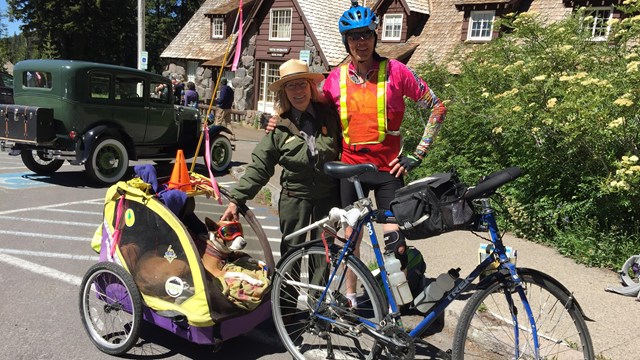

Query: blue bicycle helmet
[{"left": 338, "top": 2, "right": 378, "bottom": 34}]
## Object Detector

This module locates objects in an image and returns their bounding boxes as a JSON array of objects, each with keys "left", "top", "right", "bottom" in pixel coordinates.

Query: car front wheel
[
  {"left": 85, "top": 137, "right": 129, "bottom": 185},
  {"left": 209, "top": 135, "right": 232, "bottom": 172}
]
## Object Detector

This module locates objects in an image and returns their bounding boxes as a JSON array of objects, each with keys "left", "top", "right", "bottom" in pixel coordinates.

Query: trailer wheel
[
  {"left": 21, "top": 150, "right": 64, "bottom": 174},
  {"left": 85, "top": 137, "right": 129, "bottom": 185}
]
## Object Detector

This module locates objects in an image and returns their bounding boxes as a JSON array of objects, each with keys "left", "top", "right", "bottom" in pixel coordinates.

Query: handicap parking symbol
[{"left": 0, "top": 173, "right": 52, "bottom": 189}]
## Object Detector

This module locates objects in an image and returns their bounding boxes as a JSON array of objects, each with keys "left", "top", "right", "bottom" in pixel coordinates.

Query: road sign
[
  {"left": 299, "top": 50, "right": 311, "bottom": 65},
  {"left": 139, "top": 50, "right": 148, "bottom": 70}
]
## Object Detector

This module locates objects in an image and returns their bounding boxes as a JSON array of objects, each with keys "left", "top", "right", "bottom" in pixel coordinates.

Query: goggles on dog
[{"left": 217, "top": 221, "right": 243, "bottom": 242}]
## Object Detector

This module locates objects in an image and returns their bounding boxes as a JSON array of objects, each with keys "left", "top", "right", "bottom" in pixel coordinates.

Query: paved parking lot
[{"left": 0, "top": 150, "right": 289, "bottom": 359}]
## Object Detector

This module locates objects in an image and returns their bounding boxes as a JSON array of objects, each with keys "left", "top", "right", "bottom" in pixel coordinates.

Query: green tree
[
  {"left": 404, "top": 7, "right": 640, "bottom": 268},
  {"left": 6, "top": 0, "right": 204, "bottom": 70},
  {"left": 39, "top": 32, "right": 59, "bottom": 59},
  {"left": 0, "top": 12, "right": 8, "bottom": 66}
]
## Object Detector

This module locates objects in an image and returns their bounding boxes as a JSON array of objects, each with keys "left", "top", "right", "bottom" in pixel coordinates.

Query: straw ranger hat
[{"left": 268, "top": 59, "right": 325, "bottom": 91}]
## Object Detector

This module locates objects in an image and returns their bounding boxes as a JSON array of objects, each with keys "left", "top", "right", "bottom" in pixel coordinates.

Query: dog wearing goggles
[{"left": 202, "top": 217, "right": 264, "bottom": 286}]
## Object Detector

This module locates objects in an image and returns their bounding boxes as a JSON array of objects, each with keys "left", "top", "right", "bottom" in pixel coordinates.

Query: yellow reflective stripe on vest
[
  {"left": 340, "top": 67, "right": 349, "bottom": 142},
  {"left": 339, "top": 60, "right": 388, "bottom": 145}
]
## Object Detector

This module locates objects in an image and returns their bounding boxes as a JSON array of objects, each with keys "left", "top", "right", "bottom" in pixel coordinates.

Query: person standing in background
[
  {"left": 215, "top": 78, "right": 236, "bottom": 140},
  {"left": 172, "top": 78, "right": 185, "bottom": 105},
  {"left": 183, "top": 81, "right": 199, "bottom": 108}
]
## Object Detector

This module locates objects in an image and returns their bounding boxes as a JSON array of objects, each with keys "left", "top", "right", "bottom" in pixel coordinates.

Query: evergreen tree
[{"left": 5, "top": 0, "right": 205, "bottom": 70}]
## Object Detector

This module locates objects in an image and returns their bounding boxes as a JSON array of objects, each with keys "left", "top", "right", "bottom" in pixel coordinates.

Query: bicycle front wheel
[
  {"left": 271, "top": 245, "right": 387, "bottom": 360},
  {"left": 452, "top": 268, "right": 594, "bottom": 359}
]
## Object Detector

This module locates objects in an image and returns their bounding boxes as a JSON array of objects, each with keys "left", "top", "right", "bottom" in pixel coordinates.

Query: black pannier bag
[{"left": 390, "top": 171, "right": 475, "bottom": 240}]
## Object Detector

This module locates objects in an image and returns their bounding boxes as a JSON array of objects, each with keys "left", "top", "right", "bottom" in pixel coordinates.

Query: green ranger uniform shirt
[{"left": 230, "top": 102, "right": 341, "bottom": 203}]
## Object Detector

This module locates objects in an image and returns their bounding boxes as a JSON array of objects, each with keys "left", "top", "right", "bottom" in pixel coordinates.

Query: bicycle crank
[{"left": 383, "top": 328, "right": 415, "bottom": 360}]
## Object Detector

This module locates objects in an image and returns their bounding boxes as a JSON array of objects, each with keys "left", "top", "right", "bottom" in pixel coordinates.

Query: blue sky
[{"left": 1, "top": 0, "right": 23, "bottom": 35}]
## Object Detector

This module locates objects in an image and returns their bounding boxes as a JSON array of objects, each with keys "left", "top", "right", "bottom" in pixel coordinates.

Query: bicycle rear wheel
[
  {"left": 271, "top": 245, "right": 387, "bottom": 360},
  {"left": 452, "top": 268, "right": 594, "bottom": 359}
]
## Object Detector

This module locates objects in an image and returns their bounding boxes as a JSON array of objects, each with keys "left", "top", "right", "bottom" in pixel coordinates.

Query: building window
[
  {"left": 211, "top": 17, "right": 224, "bottom": 39},
  {"left": 187, "top": 61, "right": 198, "bottom": 83},
  {"left": 257, "top": 62, "right": 280, "bottom": 114},
  {"left": 382, "top": 14, "right": 403, "bottom": 41},
  {"left": 269, "top": 8, "right": 292, "bottom": 41},
  {"left": 468, "top": 11, "right": 495, "bottom": 41},
  {"left": 584, "top": 7, "right": 612, "bottom": 41}
]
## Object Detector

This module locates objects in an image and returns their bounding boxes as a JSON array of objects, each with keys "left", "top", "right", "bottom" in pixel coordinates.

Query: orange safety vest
[{"left": 339, "top": 60, "right": 397, "bottom": 145}]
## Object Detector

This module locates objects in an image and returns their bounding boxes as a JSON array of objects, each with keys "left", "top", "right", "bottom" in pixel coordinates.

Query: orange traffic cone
[{"left": 167, "top": 149, "right": 193, "bottom": 192}]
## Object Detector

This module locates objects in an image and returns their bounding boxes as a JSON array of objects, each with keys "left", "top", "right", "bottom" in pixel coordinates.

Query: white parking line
[
  {"left": 0, "top": 215, "right": 98, "bottom": 227},
  {"left": 0, "top": 198, "right": 103, "bottom": 215},
  {"left": 0, "top": 248, "right": 98, "bottom": 261},
  {"left": 0, "top": 230, "right": 89, "bottom": 241},
  {"left": 47, "top": 208, "right": 102, "bottom": 216},
  {"left": 0, "top": 166, "right": 30, "bottom": 170},
  {"left": 0, "top": 253, "right": 82, "bottom": 286}
]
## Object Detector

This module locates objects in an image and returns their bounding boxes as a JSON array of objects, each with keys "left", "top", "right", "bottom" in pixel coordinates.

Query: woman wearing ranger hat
[{"left": 221, "top": 59, "right": 341, "bottom": 254}]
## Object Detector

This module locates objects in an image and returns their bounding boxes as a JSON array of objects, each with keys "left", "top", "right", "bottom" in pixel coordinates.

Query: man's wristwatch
[{"left": 414, "top": 149, "right": 426, "bottom": 160}]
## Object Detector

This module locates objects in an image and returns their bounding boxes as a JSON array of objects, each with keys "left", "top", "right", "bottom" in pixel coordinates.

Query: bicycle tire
[
  {"left": 452, "top": 268, "right": 594, "bottom": 359},
  {"left": 620, "top": 254, "right": 640, "bottom": 287},
  {"left": 79, "top": 262, "right": 143, "bottom": 355},
  {"left": 271, "top": 245, "right": 387, "bottom": 360}
]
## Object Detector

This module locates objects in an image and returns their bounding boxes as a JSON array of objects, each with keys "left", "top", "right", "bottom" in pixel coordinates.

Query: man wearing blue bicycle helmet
[{"left": 323, "top": 1, "right": 447, "bottom": 307}]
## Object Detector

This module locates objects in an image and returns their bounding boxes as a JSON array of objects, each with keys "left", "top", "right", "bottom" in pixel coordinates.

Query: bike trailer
[{"left": 85, "top": 174, "right": 274, "bottom": 351}]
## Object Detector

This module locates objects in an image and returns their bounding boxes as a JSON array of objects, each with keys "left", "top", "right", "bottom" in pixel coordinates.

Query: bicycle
[
  {"left": 270, "top": 161, "right": 594, "bottom": 359},
  {"left": 605, "top": 253, "right": 640, "bottom": 298}
]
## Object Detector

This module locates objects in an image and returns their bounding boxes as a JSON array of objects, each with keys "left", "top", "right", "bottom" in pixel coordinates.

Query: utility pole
[{"left": 137, "top": 0, "right": 146, "bottom": 70}]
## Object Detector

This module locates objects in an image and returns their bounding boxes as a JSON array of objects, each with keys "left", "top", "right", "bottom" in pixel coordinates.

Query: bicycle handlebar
[{"left": 465, "top": 167, "right": 522, "bottom": 200}]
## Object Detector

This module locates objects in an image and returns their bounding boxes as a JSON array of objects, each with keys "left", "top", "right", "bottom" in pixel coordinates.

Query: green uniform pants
[
  {"left": 277, "top": 190, "right": 340, "bottom": 312},
  {"left": 278, "top": 191, "right": 340, "bottom": 255}
]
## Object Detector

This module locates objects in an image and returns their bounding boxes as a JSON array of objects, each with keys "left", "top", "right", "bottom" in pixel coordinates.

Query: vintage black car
[{"left": 0, "top": 60, "right": 233, "bottom": 185}]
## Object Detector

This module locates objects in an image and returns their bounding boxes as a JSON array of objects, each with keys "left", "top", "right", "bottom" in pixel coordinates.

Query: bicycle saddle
[{"left": 324, "top": 161, "right": 378, "bottom": 179}]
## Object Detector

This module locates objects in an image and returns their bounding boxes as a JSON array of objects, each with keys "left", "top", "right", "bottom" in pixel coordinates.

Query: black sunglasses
[{"left": 346, "top": 30, "right": 375, "bottom": 41}]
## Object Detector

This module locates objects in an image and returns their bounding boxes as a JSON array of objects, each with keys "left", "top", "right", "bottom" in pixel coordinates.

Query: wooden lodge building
[{"left": 160, "top": 0, "right": 623, "bottom": 121}]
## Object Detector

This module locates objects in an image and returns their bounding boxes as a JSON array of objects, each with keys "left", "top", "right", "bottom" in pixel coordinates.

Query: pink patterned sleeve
[{"left": 394, "top": 61, "right": 446, "bottom": 159}]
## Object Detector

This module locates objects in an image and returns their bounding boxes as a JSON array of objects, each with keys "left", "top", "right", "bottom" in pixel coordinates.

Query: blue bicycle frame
[{"left": 312, "top": 197, "right": 541, "bottom": 359}]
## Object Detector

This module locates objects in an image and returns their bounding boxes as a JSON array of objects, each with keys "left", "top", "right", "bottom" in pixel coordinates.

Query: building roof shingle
[
  {"left": 405, "top": 0, "right": 430, "bottom": 14},
  {"left": 161, "top": 0, "right": 247, "bottom": 61},
  {"left": 297, "top": 0, "right": 348, "bottom": 66},
  {"left": 407, "top": 0, "right": 465, "bottom": 71}
]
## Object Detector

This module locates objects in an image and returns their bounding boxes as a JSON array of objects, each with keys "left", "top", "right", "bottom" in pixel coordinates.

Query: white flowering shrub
[{"left": 404, "top": 6, "right": 640, "bottom": 267}]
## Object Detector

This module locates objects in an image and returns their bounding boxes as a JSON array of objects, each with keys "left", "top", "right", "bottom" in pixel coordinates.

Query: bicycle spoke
[
  {"left": 452, "top": 270, "right": 593, "bottom": 359},
  {"left": 272, "top": 246, "right": 386, "bottom": 359}
]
